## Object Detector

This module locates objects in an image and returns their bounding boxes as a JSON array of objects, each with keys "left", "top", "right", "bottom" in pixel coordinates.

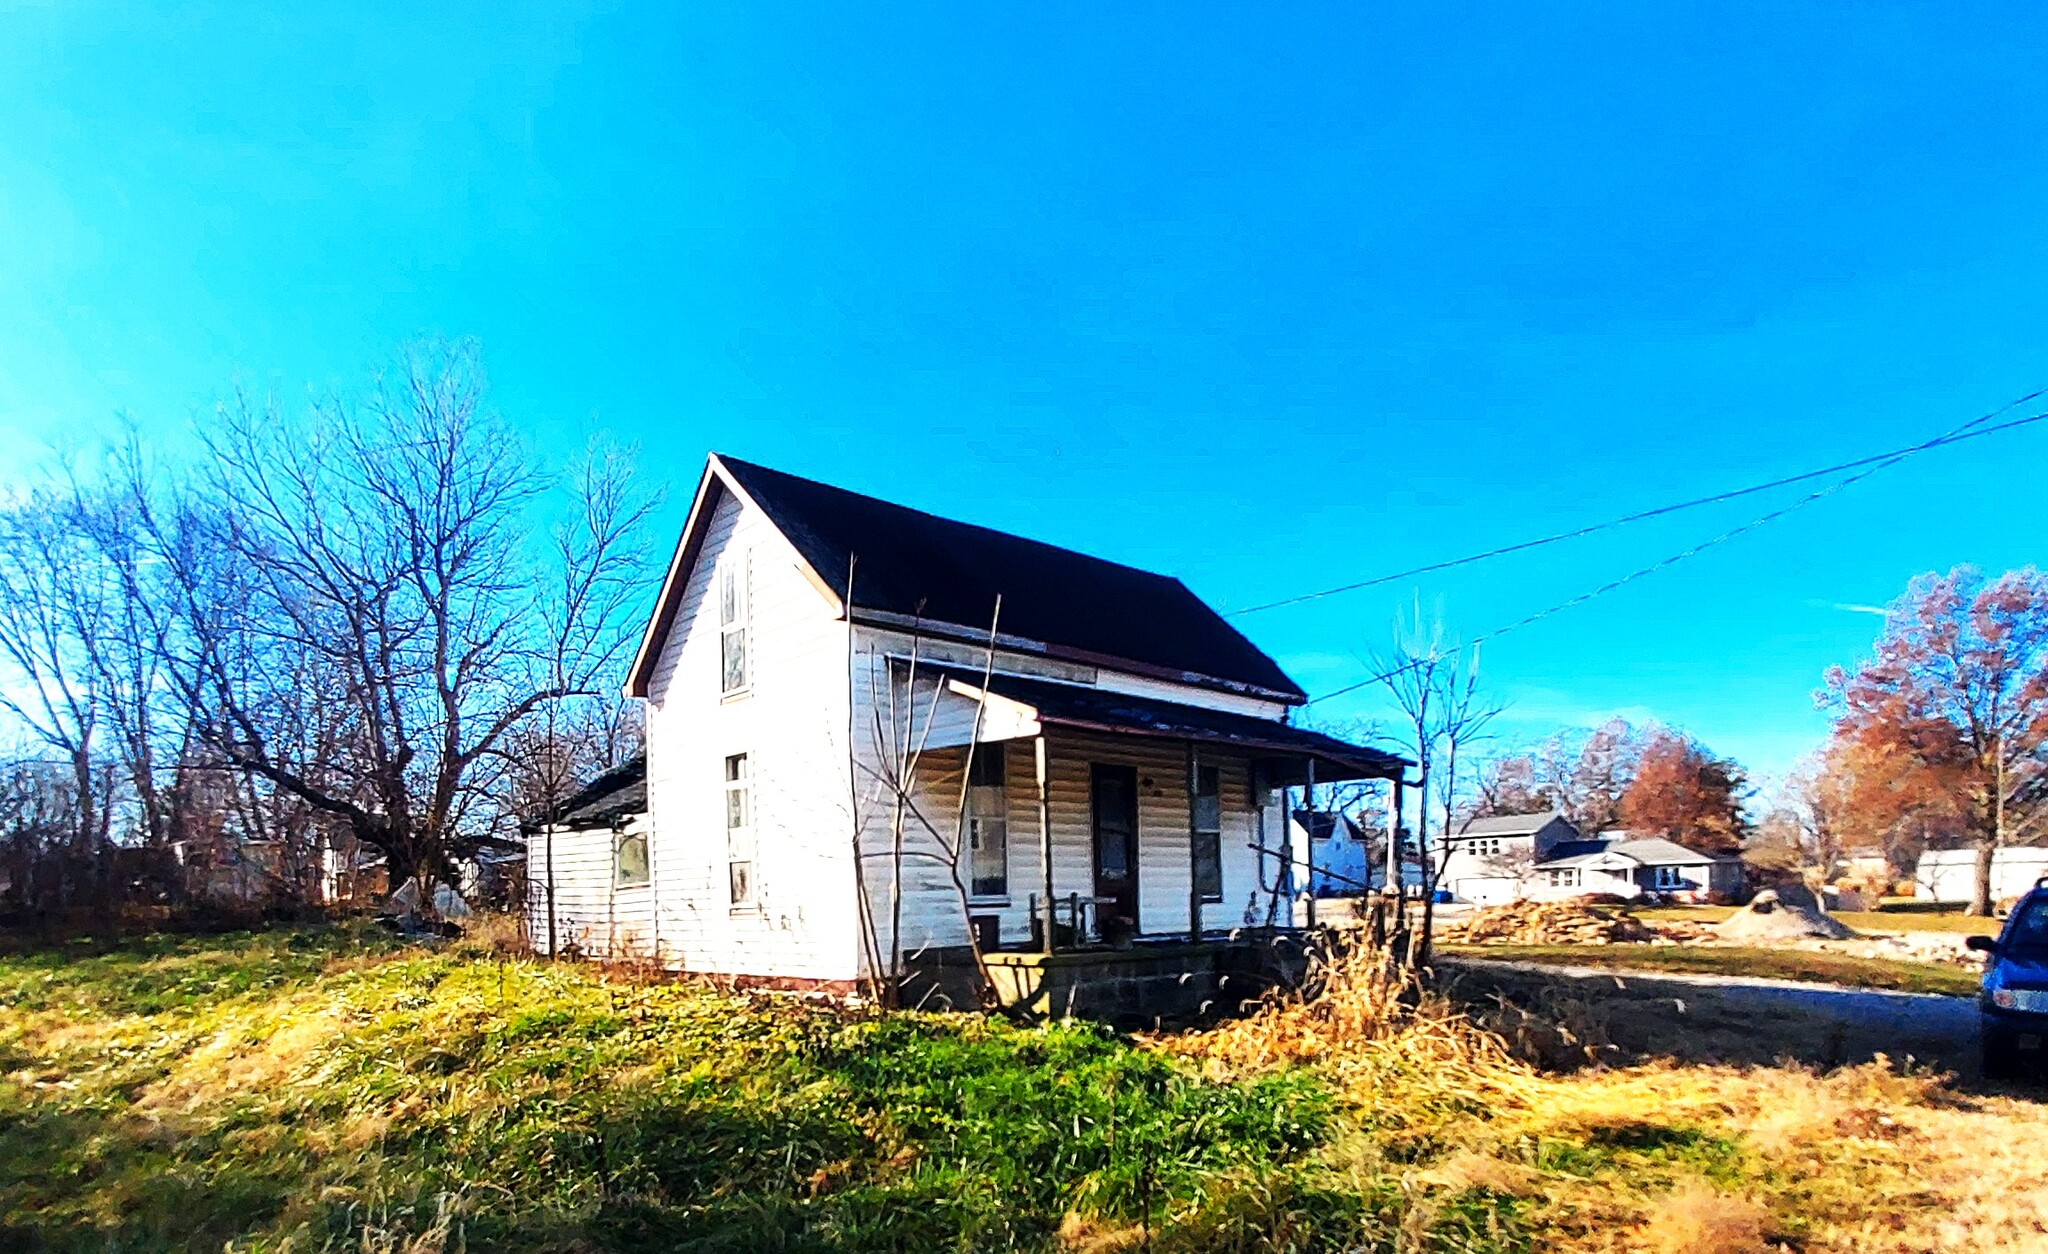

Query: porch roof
[{"left": 925, "top": 664, "right": 1407, "bottom": 782}]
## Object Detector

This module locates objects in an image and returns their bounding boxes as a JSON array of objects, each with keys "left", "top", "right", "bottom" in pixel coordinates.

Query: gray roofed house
[{"left": 1529, "top": 832, "right": 1743, "bottom": 902}]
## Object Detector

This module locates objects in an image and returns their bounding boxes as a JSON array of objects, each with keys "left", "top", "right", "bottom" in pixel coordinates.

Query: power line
[
  {"left": 1301, "top": 388, "right": 2048, "bottom": 706},
  {"left": 1233, "top": 391, "right": 2048, "bottom": 619}
]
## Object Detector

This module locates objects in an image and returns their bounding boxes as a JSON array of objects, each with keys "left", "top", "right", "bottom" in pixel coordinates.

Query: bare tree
[
  {"left": 141, "top": 342, "right": 656, "bottom": 902},
  {"left": 1367, "top": 604, "right": 1502, "bottom": 969}
]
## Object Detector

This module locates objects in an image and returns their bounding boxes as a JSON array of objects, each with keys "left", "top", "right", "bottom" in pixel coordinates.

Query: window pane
[
  {"left": 1193, "top": 829, "right": 1222, "bottom": 902},
  {"left": 615, "top": 832, "right": 649, "bottom": 886},
  {"left": 1192, "top": 794, "right": 1220, "bottom": 834},
  {"left": 721, "top": 629, "right": 747, "bottom": 692},
  {"left": 968, "top": 743, "right": 1006, "bottom": 788},
  {"left": 729, "top": 861, "right": 752, "bottom": 904},
  {"left": 726, "top": 754, "right": 747, "bottom": 781},
  {"left": 720, "top": 566, "right": 740, "bottom": 625},
  {"left": 970, "top": 816, "right": 1007, "bottom": 897},
  {"left": 726, "top": 788, "right": 747, "bottom": 831}
]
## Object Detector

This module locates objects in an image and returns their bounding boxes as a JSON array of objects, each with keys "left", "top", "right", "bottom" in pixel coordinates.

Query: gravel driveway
[{"left": 1445, "top": 957, "right": 1985, "bottom": 1076}]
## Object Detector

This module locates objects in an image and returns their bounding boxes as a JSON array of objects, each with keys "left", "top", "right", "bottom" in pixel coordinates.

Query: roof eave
[{"left": 847, "top": 606, "right": 1306, "bottom": 705}]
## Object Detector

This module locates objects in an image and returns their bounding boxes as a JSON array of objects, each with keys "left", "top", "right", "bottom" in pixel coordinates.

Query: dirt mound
[
  {"left": 1439, "top": 900, "right": 1662, "bottom": 946},
  {"left": 1713, "top": 889, "right": 1855, "bottom": 942}
]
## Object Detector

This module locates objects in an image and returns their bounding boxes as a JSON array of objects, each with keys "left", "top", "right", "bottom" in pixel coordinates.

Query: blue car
[{"left": 1968, "top": 880, "right": 2048, "bottom": 1081}]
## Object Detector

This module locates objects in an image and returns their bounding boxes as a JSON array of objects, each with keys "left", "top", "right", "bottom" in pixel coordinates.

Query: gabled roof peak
[{"left": 629, "top": 454, "right": 1306, "bottom": 702}]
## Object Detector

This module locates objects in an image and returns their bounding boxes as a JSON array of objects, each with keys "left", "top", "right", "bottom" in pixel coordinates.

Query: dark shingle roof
[
  {"left": 923, "top": 664, "right": 1403, "bottom": 779},
  {"left": 525, "top": 756, "right": 647, "bottom": 832},
  {"left": 717, "top": 456, "right": 1305, "bottom": 700}
]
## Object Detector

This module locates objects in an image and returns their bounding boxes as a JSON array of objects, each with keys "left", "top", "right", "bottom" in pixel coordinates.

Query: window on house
[
  {"left": 1655, "top": 865, "right": 1685, "bottom": 890},
  {"left": 725, "top": 753, "right": 753, "bottom": 905},
  {"left": 1466, "top": 836, "right": 1502, "bottom": 858},
  {"left": 967, "top": 744, "right": 1008, "bottom": 899},
  {"left": 1192, "top": 764, "right": 1222, "bottom": 903},
  {"left": 614, "top": 828, "right": 649, "bottom": 887},
  {"left": 1546, "top": 868, "right": 1579, "bottom": 888},
  {"left": 719, "top": 554, "right": 750, "bottom": 695}
]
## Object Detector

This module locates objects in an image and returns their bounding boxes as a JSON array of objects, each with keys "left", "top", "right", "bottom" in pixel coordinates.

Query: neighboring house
[
  {"left": 1530, "top": 834, "right": 1742, "bottom": 903},
  {"left": 172, "top": 837, "right": 285, "bottom": 904},
  {"left": 1289, "top": 810, "right": 1423, "bottom": 897},
  {"left": 1440, "top": 812, "right": 1581, "bottom": 905},
  {"left": 527, "top": 453, "right": 1404, "bottom": 1017},
  {"left": 1915, "top": 847, "right": 2048, "bottom": 905},
  {"left": 1441, "top": 812, "right": 1741, "bottom": 904}
]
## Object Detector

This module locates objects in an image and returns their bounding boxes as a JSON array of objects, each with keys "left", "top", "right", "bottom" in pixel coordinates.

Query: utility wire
[
  {"left": 1235, "top": 390, "right": 2048, "bottom": 619},
  {"left": 1302, "top": 389, "right": 2048, "bottom": 706}
]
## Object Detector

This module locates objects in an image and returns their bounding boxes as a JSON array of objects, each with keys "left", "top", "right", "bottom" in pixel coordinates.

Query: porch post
[
  {"left": 1035, "top": 734, "right": 1055, "bottom": 955},
  {"left": 1386, "top": 776, "right": 1404, "bottom": 900},
  {"left": 1186, "top": 740, "right": 1201, "bottom": 943},
  {"left": 1303, "top": 756, "right": 1317, "bottom": 930}
]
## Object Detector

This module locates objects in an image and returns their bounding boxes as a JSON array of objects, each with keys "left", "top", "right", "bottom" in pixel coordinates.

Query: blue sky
[{"left": 4, "top": 3, "right": 2047, "bottom": 787}]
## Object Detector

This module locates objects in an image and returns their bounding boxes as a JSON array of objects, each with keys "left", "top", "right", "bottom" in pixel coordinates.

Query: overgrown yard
[
  {"left": 1439, "top": 941, "right": 1981, "bottom": 997},
  {"left": 3, "top": 927, "right": 2045, "bottom": 1252}
]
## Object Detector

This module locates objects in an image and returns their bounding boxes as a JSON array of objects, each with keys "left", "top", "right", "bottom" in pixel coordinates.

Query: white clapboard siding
[
  {"left": 642, "top": 486, "right": 862, "bottom": 983},
  {"left": 524, "top": 818, "right": 657, "bottom": 960},
  {"left": 850, "top": 683, "right": 1287, "bottom": 968}
]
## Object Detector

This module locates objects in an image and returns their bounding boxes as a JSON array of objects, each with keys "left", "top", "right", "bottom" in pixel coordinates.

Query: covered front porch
[{"left": 877, "top": 664, "right": 1405, "bottom": 1019}]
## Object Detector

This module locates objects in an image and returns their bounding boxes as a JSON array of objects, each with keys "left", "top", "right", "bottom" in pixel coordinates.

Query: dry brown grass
[
  {"left": 1641, "top": 1184, "right": 1771, "bottom": 1254},
  {"left": 1162, "top": 933, "right": 2048, "bottom": 1254}
]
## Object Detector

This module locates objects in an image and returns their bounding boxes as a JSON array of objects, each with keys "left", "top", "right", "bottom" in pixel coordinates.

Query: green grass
[
  {"left": 8, "top": 926, "right": 2029, "bottom": 1253},
  {"left": 1438, "top": 943, "right": 1981, "bottom": 997},
  {"left": 0, "top": 925, "right": 1477, "bottom": 1253}
]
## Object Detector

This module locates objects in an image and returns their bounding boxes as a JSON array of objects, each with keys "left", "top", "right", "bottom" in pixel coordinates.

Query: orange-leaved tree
[
  {"left": 1823, "top": 566, "right": 2048, "bottom": 916},
  {"left": 1615, "top": 727, "right": 1749, "bottom": 856}
]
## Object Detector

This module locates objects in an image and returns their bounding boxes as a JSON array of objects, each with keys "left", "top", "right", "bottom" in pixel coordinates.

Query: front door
[{"left": 1090, "top": 763, "right": 1139, "bottom": 940}]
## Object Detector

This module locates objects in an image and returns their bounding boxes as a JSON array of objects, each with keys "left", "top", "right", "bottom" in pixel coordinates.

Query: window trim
[
  {"left": 725, "top": 752, "right": 754, "bottom": 908},
  {"left": 613, "top": 826, "right": 651, "bottom": 889},
  {"left": 1191, "top": 762, "right": 1223, "bottom": 904},
  {"left": 966, "top": 744, "right": 1010, "bottom": 902},
  {"left": 719, "top": 552, "right": 751, "bottom": 699}
]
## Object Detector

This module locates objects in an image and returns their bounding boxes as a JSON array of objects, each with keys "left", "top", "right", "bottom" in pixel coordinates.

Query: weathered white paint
[
  {"left": 642, "top": 485, "right": 862, "bottom": 983},
  {"left": 846, "top": 634, "right": 1286, "bottom": 968},
  {"left": 524, "top": 816, "right": 657, "bottom": 960}
]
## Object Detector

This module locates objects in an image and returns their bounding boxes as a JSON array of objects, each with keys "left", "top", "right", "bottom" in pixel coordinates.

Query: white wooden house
[{"left": 526, "top": 454, "right": 1403, "bottom": 1017}]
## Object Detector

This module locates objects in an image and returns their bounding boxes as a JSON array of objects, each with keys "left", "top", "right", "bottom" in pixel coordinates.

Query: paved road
[{"left": 1445, "top": 957, "right": 1983, "bottom": 1075}]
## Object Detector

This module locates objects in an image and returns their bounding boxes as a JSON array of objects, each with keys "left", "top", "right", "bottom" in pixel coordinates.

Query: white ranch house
[
  {"left": 527, "top": 454, "right": 1404, "bottom": 1018},
  {"left": 1440, "top": 812, "right": 1741, "bottom": 905}
]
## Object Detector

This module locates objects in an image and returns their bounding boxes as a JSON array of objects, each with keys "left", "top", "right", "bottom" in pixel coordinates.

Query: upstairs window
[
  {"left": 725, "top": 753, "right": 753, "bottom": 905},
  {"left": 719, "top": 554, "right": 750, "bottom": 695},
  {"left": 614, "top": 828, "right": 649, "bottom": 887},
  {"left": 967, "top": 745, "right": 1009, "bottom": 899},
  {"left": 1192, "top": 764, "right": 1222, "bottom": 903}
]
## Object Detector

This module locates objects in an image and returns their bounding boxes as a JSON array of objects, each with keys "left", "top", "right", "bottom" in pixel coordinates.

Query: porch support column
[
  {"left": 1386, "top": 776, "right": 1405, "bottom": 901},
  {"left": 1185, "top": 740, "right": 1201, "bottom": 943},
  {"left": 1302, "top": 756, "right": 1317, "bottom": 930},
  {"left": 1035, "top": 734, "right": 1055, "bottom": 955}
]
